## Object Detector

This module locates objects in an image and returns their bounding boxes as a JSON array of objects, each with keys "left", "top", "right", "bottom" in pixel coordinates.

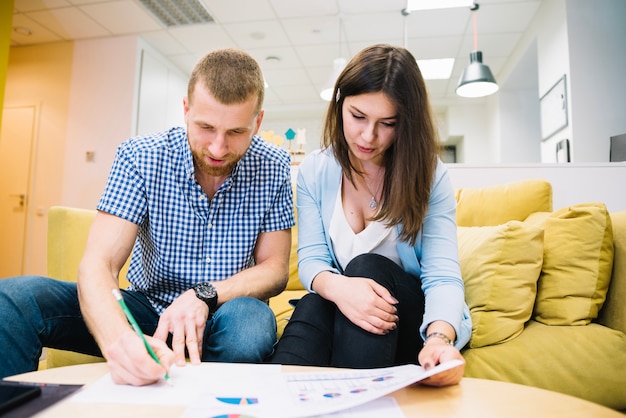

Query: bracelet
[{"left": 424, "top": 332, "right": 454, "bottom": 346}]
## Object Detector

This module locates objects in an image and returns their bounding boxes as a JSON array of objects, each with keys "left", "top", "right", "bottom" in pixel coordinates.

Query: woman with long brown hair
[{"left": 270, "top": 44, "right": 470, "bottom": 386}]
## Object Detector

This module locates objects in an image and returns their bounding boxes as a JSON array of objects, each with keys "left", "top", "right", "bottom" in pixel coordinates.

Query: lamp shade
[
  {"left": 456, "top": 51, "right": 499, "bottom": 98},
  {"left": 320, "top": 57, "right": 347, "bottom": 101}
]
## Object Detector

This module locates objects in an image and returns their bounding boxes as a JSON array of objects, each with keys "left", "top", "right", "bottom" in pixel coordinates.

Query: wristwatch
[{"left": 193, "top": 282, "right": 218, "bottom": 315}]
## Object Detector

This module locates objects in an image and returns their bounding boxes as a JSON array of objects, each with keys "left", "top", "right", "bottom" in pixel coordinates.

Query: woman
[{"left": 270, "top": 44, "right": 471, "bottom": 386}]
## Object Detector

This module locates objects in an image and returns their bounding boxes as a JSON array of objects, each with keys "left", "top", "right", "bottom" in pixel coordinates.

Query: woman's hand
[
  {"left": 418, "top": 340, "right": 465, "bottom": 386},
  {"left": 328, "top": 276, "right": 399, "bottom": 335}
]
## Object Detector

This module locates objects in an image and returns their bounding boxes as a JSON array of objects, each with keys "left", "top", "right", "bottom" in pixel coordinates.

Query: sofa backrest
[
  {"left": 455, "top": 179, "right": 553, "bottom": 226},
  {"left": 598, "top": 210, "right": 626, "bottom": 334}
]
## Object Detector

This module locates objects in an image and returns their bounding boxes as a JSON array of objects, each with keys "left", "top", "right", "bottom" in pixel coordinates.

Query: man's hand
[
  {"left": 418, "top": 340, "right": 465, "bottom": 387},
  {"left": 330, "top": 276, "right": 399, "bottom": 335},
  {"left": 104, "top": 329, "right": 174, "bottom": 386},
  {"left": 153, "top": 289, "right": 210, "bottom": 366}
]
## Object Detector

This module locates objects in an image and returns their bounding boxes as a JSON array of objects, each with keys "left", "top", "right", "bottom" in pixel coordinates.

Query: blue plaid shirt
[{"left": 97, "top": 127, "right": 295, "bottom": 313}]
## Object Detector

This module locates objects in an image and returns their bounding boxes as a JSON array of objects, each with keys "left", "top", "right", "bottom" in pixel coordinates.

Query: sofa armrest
[
  {"left": 598, "top": 210, "right": 626, "bottom": 334},
  {"left": 47, "top": 206, "right": 97, "bottom": 282},
  {"left": 47, "top": 206, "right": 130, "bottom": 287}
]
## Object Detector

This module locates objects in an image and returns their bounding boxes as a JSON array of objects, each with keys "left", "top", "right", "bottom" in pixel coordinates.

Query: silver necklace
[{"left": 361, "top": 173, "right": 382, "bottom": 210}]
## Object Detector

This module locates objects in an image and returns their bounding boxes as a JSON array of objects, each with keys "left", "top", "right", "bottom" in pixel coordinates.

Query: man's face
[{"left": 184, "top": 82, "right": 263, "bottom": 177}]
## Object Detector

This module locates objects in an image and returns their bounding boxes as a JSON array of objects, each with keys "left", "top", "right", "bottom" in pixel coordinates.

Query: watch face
[
  {"left": 194, "top": 282, "right": 218, "bottom": 312},
  {"left": 196, "top": 283, "right": 217, "bottom": 299}
]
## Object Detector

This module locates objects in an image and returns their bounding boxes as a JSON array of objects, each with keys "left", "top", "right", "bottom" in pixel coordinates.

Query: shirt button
[
  {"left": 207, "top": 223, "right": 213, "bottom": 229},
  {"left": 205, "top": 257, "right": 211, "bottom": 263}
]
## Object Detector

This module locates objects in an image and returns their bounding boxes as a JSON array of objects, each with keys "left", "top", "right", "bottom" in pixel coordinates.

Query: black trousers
[{"left": 269, "top": 253, "right": 425, "bottom": 368}]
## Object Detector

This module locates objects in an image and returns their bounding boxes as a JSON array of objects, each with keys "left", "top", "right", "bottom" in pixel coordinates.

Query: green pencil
[{"left": 112, "top": 289, "right": 171, "bottom": 384}]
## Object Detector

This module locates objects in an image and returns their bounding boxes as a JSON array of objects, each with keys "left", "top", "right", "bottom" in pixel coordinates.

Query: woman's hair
[
  {"left": 322, "top": 44, "right": 440, "bottom": 245},
  {"left": 188, "top": 48, "right": 265, "bottom": 114}
]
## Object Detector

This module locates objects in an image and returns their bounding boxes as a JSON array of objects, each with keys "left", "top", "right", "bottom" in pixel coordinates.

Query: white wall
[
  {"left": 566, "top": 0, "right": 626, "bottom": 162},
  {"left": 447, "top": 104, "right": 492, "bottom": 163},
  {"left": 535, "top": 0, "right": 572, "bottom": 162},
  {"left": 135, "top": 39, "right": 187, "bottom": 136},
  {"left": 446, "top": 162, "right": 626, "bottom": 213},
  {"left": 62, "top": 36, "right": 190, "bottom": 209},
  {"left": 62, "top": 36, "right": 140, "bottom": 208},
  {"left": 495, "top": 40, "right": 542, "bottom": 164},
  {"left": 498, "top": 89, "right": 542, "bottom": 162}
]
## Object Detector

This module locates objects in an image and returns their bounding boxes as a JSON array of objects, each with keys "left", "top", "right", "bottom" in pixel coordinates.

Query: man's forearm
[
  {"left": 77, "top": 262, "right": 130, "bottom": 354},
  {"left": 212, "top": 260, "right": 288, "bottom": 305}
]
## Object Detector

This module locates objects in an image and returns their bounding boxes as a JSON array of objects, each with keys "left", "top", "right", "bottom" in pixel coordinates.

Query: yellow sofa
[
  {"left": 44, "top": 179, "right": 626, "bottom": 410},
  {"left": 453, "top": 179, "right": 626, "bottom": 410}
]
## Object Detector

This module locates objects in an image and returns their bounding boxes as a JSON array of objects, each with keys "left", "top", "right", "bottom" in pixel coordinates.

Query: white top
[{"left": 329, "top": 179, "right": 402, "bottom": 270}]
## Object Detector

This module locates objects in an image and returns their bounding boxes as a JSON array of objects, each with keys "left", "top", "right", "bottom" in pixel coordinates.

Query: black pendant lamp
[{"left": 456, "top": 3, "right": 499, "bottom": 98}]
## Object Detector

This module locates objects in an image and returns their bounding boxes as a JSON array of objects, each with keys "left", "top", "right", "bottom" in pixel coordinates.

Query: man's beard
[{"left": 192, "top": 148, "right": 242, "bottom": 177}]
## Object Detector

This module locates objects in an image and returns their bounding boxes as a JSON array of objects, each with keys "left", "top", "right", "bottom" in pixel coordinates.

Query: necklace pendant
[{"left": 369, "top": 197, "right": 378, "bottom": 210}]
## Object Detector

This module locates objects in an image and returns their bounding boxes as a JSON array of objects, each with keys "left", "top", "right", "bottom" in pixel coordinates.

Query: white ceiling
[{"left": 10, "top": 0, "right": 542, "bottom": 116}]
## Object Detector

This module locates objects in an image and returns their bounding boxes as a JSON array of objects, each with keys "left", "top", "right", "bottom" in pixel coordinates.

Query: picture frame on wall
[{"left": 540, "top": 75, "right": 568, "bottom": 141}]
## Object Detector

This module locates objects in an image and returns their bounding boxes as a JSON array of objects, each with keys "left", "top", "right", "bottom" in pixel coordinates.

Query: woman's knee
[
  {"left": 289, "top": 293, "right": 330, "bottom": 319},
  {"left": 344, "top": 253, "right": 398, "bottom": 277},
  {"left": 343, "top": 254, "right": 403, "bottom": 292}
]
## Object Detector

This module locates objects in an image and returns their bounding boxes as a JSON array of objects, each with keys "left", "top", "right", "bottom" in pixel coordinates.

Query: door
[{"left": 0, "top": 106, "right": 37, "bottom": 277}]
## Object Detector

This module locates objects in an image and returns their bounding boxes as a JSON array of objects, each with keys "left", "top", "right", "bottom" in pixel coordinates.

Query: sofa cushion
[
  {"left": 458, "top": 221, "right": 544, "bottom": 348},
  {"left": 598, "top": 210, "right": 626, "bottom": 334},
  {"left": 286, "top": 221, "right": 304, "bottom": 291},
  {"left": 526, "top": 203, "right": 614, "bottom": 325},
  {"left": 455, "top": 179, "right": 552, "bottom": 227},
  {"left": 462, "top": 320, "right": 626, "bottom": 410}
]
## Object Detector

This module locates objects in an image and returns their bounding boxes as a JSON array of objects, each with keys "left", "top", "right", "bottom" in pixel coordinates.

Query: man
[{"left": 0, "top": 48, "right": 294, "bottom": 386}]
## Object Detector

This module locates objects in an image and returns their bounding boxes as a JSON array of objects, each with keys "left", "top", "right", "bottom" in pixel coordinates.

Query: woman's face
[{"left": 341, "top": 91, "right": 397, "bottom": 167}]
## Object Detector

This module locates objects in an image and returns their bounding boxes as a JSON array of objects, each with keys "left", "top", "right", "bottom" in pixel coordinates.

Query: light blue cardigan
[{"left": 296, "top": 148, "right": 472, "bottom": 349}]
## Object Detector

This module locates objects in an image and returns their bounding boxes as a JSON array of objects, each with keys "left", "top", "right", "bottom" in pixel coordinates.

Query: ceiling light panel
[
  {"left": 417, "top": 58, "right": 455, "bottom": 80},
  {"left": 139, "top": 0, "right": 214, "bottom": 27},
  {"left": 406, "top": 0, "right": 474, "bottom": 12}
]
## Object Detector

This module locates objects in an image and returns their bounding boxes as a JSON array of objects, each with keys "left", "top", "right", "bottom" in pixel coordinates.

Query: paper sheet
[{"left": 70, "top": 360, "right": 463, "bottom": 418}]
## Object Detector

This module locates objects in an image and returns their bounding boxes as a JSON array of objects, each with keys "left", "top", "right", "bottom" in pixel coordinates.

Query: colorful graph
[
  {"left": 211, "top": 415, "right": 256, "bottom": 418},
  {"left": 216, "top": 397, "right": 259, "bottom": 405},
  {"left": 349, "top": 388, "right": 368, "bottom": 394},
  {"left": 372, "top": 375, "right": 394, "bottom": 382}
]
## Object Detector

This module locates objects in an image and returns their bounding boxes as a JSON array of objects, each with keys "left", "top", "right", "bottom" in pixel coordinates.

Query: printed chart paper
[{"left": 70, "top": 360, "right": 464, "bottom": 417}]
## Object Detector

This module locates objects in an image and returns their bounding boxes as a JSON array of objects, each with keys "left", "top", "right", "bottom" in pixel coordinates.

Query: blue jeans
[
  {"left": 0, "top": 276, "right": 277, "bottom": 378},
  {"left": 269, "top": 253, "right": 425, "bottom": 368}
]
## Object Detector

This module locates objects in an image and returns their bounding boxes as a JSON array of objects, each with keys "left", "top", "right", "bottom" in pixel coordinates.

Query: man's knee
[
  {"left": 208, "top": 297, "right": 276, "bottom": 362},
  {"left": 0, "top": 276, "right": 72, "bottom": 305}
]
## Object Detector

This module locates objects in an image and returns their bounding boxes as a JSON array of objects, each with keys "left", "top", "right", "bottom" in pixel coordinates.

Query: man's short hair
[{"left": 188, "top": 48, "right": 265, "bottom": 113}]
